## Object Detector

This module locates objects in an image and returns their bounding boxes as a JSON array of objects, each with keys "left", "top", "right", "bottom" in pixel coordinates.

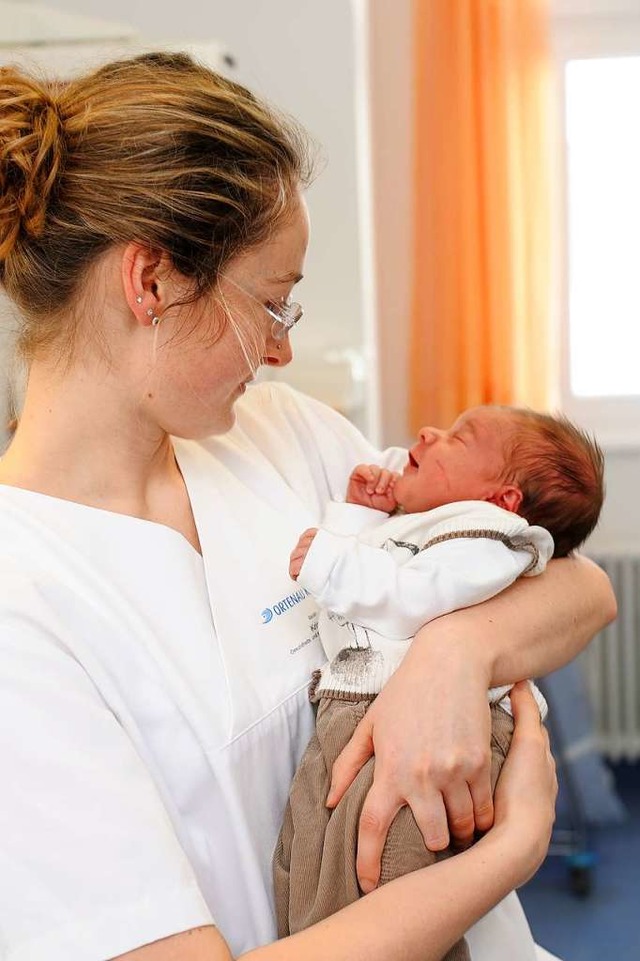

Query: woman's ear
[
  {"left": 121, "top": 242, "right": 175, "bottom": 327},
  {"left": 486, "top": 485, "right": 524, "bottom": 515}
]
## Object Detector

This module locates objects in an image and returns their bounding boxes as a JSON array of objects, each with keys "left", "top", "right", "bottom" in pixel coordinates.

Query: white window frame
[{"left": 553, "top": 8, "right": 640, "bottom": 449}]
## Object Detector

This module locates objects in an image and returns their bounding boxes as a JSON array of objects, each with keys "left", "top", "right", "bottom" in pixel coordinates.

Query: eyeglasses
[{"left": 222, "top": 275, "right": 303, "bottom": 341}]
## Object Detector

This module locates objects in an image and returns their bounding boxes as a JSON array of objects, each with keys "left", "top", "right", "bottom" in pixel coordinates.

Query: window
[{"left": 554, "top": 8, "right": 640, "bottom": 445}]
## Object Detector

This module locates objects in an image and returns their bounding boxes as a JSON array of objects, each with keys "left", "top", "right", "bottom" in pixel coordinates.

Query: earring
[
  {"left": 151, "top": 316, "right": 161, "bottom": 327},
  {"left": 146, "top": 308, "right": 154, "bottom": 317},
  {"left": 136, "top": 295, "right": 143, "bottom": 304}
]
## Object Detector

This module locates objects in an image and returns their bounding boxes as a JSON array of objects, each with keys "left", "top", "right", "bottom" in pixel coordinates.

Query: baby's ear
[{"left": 486, "top": 485, "right": 523, "bottom": 514}]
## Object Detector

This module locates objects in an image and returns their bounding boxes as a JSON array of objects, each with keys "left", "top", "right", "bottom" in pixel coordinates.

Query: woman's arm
[
  {"left": 327, "top": 554, "right": 615, "bottom": 892},
  {"left": 463, "top": 554, "right": 617, "bottom": 685},
  {"left": 114, "top": 685, "right": 557, "bottom": 961}
]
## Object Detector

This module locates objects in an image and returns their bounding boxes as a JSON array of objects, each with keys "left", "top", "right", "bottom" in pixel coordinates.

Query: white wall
[
  {"left": 368, "top": 0, "right": 414, "bottom": 448},
  {"left": 554, "top": 0, "right": 640, "bottom": 15},
  {"left": 586, "top": 449, "right": 640, "bottom": 555}
]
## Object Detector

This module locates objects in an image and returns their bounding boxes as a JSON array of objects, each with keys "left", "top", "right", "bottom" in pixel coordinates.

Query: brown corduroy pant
[{"left": 273, "top": 694, "right": 514, "bottom": 961}]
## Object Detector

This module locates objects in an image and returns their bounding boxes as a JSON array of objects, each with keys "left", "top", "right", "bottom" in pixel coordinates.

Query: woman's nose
[{"left": 263, "top": 334, "right": 293, "bottom": 367}]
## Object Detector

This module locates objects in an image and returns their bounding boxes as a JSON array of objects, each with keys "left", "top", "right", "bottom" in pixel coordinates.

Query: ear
[
  {"left": 121, "top": 242, "right": 176, "bottom": 327},
  {"left": 485, "top": 485, "right": 523, "bottom": 515}
]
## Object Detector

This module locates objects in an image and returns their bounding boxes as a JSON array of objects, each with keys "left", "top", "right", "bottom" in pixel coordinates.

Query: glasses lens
[
  {"left": 270, "top": 301, "right": 303, "bottom": 340},
  {"left": 271, "top": 319, "right": 288, "bottom": 341}
]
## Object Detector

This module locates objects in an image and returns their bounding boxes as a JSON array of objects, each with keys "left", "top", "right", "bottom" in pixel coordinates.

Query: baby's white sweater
[{"left": 297, "top": 500, "right": 554, "bottom": 715}]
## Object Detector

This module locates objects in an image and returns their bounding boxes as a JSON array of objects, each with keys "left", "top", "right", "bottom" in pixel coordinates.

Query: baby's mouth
[{"left": 407, "top": 451, "right": 419, "bottom": 469}]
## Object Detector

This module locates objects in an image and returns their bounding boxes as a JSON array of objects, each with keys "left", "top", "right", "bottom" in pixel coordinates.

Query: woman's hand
[
  {"left": 326, "top": 630, "right": 494, "bottom": 894},
  {"left": 490, "top": 681, "right": 557, "bottom": 883}
]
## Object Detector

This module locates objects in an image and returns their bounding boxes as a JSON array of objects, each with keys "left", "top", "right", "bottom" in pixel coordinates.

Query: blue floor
[{"left": 519, "top": 763, "right": 640, "bottom": 961}]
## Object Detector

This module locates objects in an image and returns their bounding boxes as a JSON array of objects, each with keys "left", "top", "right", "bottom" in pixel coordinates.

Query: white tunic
[{"left": 0, "top": 382, "right": 548, "bottom": 961}]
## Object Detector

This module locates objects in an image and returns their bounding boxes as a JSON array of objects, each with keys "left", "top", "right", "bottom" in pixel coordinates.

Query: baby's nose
[{"left": 418, "top": 426, "right": 443, "bottom": 444}]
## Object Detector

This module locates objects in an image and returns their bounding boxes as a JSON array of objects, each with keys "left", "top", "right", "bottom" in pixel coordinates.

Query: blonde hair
[{"left": 0, "top": 51, "right": 312, "bottom": 361}]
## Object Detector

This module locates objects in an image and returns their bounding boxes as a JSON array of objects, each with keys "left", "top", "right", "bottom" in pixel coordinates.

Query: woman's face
[{"left": 141, "top": 195, "right": 309, "bottom": 439}]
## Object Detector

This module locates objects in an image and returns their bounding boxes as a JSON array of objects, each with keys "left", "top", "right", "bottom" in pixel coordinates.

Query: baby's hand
[
  {"left": 347, "top": 464, "right": 399, "bottom": 513},
  {"left": 289, "top": 528, "right": 319, "bottom": 580}
]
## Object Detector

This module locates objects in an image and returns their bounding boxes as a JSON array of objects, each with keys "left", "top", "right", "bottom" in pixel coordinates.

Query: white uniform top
[
  {"left": 0, "top": 382, "right": 547, "bottom": 961},
  {"left": 298, "top": 499, "right": 553, "bottom": 702}
]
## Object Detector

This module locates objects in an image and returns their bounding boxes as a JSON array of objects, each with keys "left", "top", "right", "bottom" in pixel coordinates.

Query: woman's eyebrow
[{"left": 268, "top": 271, "right": 304, "bottom": 284}]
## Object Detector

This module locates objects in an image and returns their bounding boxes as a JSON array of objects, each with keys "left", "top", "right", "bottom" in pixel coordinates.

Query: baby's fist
[{"left": 347, "top": 463, "right": 399, "bottom": 513}]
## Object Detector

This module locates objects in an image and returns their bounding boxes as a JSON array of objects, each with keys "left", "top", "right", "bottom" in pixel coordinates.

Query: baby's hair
[
  {"left": 501, "top": 408, "right": 604, "bottom": 558},
  {"left": 0, "top": 51, "right": 313, "bottom": 362}
]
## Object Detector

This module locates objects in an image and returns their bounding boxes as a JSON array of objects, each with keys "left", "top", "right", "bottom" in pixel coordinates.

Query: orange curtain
[{"left": 409, "top": 0, "right": 556, "bottom": 431}]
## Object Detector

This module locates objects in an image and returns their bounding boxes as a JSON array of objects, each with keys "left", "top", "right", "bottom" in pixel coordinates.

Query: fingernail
[
  {"left": 359, "top": 879, "right": 375, "bottom": 895},
  {"left": 325, "top": 788, "right": 336, "bottom": 808}
]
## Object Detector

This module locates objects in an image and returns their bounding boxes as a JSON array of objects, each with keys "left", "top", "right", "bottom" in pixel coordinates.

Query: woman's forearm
[
  {"left": 242, "top": 828, "right": 524, "bottom": 961},
  {"left": 415, "top": 554, "right": 616, "bottom": 687}
]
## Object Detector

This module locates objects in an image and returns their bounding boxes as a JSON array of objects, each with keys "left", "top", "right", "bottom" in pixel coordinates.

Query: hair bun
[{"left": 0, "top": 67, "right": 65, "bottom": 262}]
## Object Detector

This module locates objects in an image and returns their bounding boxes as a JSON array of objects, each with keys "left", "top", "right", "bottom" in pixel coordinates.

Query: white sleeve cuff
[
  {"left": 521, "top": 525, "right": 555, "bottom": 575},
  {"left": 297, "top": 528, "right": 356, "bottom": 596},
  {"left": 321, "top": 501, "right": 389, "bottom": 535}
]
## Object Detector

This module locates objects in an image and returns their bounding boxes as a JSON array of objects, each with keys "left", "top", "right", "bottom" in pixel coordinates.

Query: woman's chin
[
  {"left": 210, "top": 405, "right": 238, "bottom": 437},
  {"left": 172, "top": 405, "right": 238, "bottom": 441}
]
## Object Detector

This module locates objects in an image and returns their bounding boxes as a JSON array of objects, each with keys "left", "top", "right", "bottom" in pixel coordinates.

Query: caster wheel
[{"left": 569, "top": 864, "right": 592, "bottom": 897}]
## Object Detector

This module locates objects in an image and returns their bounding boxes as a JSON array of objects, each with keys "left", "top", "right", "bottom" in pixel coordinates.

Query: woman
[{"left": 0, "top": 53, "right": 614, "bottom": 961}]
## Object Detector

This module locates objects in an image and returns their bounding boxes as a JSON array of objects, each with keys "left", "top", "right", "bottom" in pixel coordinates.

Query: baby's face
[{"left": 393, "top": 407, "right": 515, "bottom": 514}]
